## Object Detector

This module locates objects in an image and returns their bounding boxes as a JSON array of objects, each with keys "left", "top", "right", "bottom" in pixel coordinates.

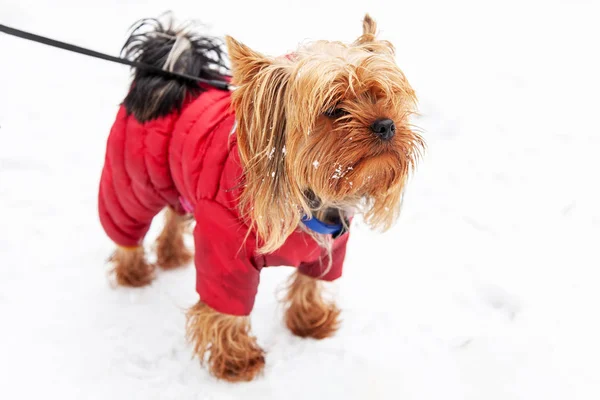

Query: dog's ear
[
  {"left": 362, "top": 14, "right": 377, "bottom": 39},
  {"left": 226, "top": 36, "right": 272, "bottom": 86},
  {"left": 355, "top": 14, "right": 395, "bottom": 55}
]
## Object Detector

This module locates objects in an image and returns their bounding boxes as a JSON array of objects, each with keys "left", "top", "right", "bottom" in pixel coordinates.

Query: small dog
[{"left": 98, "top": 14, "right": 423, "bottom": 381}]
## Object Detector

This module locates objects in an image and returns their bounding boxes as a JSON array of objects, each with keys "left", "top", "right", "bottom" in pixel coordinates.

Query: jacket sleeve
[
  {"left": 193, "top": 200, "right": 261, "bottom": 316},
  {"left": 298, "top": 232, "right": 350, "bottom": 281}
]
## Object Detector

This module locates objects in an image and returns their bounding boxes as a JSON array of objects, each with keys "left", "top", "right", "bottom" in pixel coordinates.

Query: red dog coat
[{"left": 98, "top": 87, "right": 349, "bottom": 316}]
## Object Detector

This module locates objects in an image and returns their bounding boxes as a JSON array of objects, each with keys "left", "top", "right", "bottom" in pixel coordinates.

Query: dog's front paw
[
  {"left": 186, "top": 301, "right": 265, "bottom": 382},
  {"left": 285, "top": 302, "right": 341, "bottom": 339},
  {"left": 209, "top": 345, "right": 265, "bottom": 382}
]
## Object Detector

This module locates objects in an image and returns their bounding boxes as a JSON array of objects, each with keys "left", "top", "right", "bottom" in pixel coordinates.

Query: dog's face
[{"left": 227, "top": 15, "right": 424, "bottom": 252}]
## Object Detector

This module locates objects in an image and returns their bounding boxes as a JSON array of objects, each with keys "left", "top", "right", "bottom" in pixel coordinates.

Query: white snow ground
[{"left": 1, "top": 0, "right": 600, "bottom": 398}]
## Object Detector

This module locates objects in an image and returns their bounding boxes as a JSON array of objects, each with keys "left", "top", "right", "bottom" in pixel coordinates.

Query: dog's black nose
[{"left": 370, "top": 118, "right": 396, "bottom": 141}]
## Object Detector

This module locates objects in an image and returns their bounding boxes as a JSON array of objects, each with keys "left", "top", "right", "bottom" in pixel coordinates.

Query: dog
[{"left": 98, "top": 14, "right": 423, "bottom": 381}]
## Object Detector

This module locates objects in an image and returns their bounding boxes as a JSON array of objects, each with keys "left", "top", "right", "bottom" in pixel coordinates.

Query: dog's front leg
[
  {"left": 186, "top": 301, "right": 265, "bottom": 382},
  {"left": 284, "top": 270, "right": 341, "bottom": 339}
]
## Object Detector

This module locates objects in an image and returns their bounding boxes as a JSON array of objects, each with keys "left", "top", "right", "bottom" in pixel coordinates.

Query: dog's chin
[
  {"left": 313, "top": 151, "right": 408, "bottom": 206},
  {"left": 355, "top": 152, "right": 407, "bottom": 193}
]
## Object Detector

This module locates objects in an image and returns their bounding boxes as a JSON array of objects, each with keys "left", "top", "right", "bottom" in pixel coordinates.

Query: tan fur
[
  {"left": 186, "top": 301, "right": 265, "bottom": 382},
  {"left": 227, "top": 14, "right": 424, "bottom": 253},
  {"left": 111, "top": 14, "right": 423, "bottom": 382},
  {"left": 155, "top": 208, "right": 193, "bottom": 269},
  {"left": 358, "top": 13, "right": 377, "bottom": 43},
  {"left": 284, "top": 271, "right": 340, "bottom": 339},
  {"left": 110, "top": 246, "right": 155, "bottom": 287}
]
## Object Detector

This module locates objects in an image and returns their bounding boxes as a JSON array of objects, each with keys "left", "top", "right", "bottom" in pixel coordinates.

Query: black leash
[{"left": 0, "top": 23, "right": 231, "bottom": 91}]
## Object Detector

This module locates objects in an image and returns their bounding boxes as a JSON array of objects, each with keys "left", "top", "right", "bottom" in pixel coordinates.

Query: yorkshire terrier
[{"left": 98, "top": 14, "right": 423, "bottom": 381}]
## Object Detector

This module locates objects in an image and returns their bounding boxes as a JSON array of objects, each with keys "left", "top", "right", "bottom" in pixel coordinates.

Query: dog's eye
[{"left": 324, "top": 108, "right": 349, "bottom": 119}]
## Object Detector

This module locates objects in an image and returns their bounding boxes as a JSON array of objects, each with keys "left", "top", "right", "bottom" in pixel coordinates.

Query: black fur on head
[{"left": 121, "top": 17, "right": 230, "bottom": 122}]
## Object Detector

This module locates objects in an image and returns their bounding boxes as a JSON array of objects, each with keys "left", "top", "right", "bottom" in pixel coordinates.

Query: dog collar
[
  {"left": 301, "top": 215, "right": 347, "bottom": 238},
  {"left": 182, "top": 194, "right": 348, "bottom": 238}
]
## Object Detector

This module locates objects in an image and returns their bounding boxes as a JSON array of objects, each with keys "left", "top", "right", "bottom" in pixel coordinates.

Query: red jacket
[{"left": 99, "top": 87, "right": 349, "bottom": 316}]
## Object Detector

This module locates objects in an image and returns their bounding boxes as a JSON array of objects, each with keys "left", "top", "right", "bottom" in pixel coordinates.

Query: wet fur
[
  {"left": 111, "top": 246, "right": 155, "bottom": 287},
  {"left": 229, "top": 14, "right": 424, "bottom": 253},
  {"left": 111, "top": 14, "right": 423, "bottom": 382},
  {"left": 186, "top": 301, "right": 265, "bottom": 382},
  {"left": 284, "top": 271, "right": 341, "bottom": 339},
  {"left": 155, "top": 208, "right": 193, "bottom": 269}
]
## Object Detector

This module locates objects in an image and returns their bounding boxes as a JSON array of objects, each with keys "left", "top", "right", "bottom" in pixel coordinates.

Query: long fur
[
  {"left": 111, "top": 14, "right": 424, "bottom": 383},
  {"left": 227, "top": 37, "right": 299, "bottom": 253},
  {"left": 122, "top": 18, "right": 229, "bottom": 122},
  {"left": 186, "top": 301, "right": 265, "bottom": 382},
  {"left": 228, "top": 15, "right": 424, "bottom": 253},
  {"left": 284, "top": 271, "right": 341, "bottom": 339},
  {"left": 110, "top": 246, "right": 155, "bottom": 287},
  {"left": 155, "top": 208, "right": 193, "bottom": 269}
]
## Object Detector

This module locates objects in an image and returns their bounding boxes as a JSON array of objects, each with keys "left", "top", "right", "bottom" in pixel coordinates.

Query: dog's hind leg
[
  {"left": 155, "top": 207, "right": 193, "bottom": 270},
  {"left": 98, "top": 162, "right": 164, "bottom": 288},
  {"left": 110, "top": 246, "right": 155, "bottom": 287}
]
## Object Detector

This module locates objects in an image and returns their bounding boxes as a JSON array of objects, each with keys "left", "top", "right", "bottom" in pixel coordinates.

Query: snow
[{"left": 1, "top": 0, "right": 600, "bottom": 399}]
